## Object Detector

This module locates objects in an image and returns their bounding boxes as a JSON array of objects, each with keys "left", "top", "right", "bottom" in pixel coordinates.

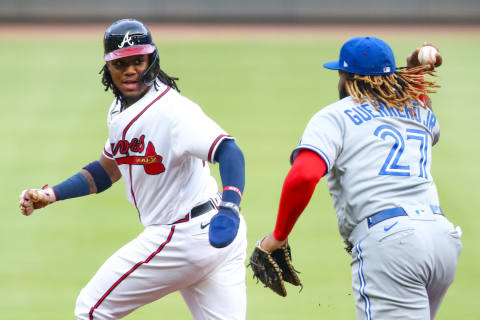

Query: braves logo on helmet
[{"left": 118, "top": 31, "right": 135, "bottom": 49}]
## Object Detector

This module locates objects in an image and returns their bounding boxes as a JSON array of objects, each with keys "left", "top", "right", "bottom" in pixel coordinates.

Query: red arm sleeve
[{"left": 272, "top": 149, "right": 327, "bottom": 241}]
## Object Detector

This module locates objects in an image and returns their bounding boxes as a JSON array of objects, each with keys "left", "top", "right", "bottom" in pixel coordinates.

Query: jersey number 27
[{"left": 374, "top": 124, "right": 429, "bottom": 179}]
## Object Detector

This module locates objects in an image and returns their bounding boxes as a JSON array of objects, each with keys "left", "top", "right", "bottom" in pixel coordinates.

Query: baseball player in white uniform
[
  {"left": 257, "top": 37, "right": 462, "bottom": 319},
  {"left": 19, "top": 19, "right": 247, "bottom": 319}
]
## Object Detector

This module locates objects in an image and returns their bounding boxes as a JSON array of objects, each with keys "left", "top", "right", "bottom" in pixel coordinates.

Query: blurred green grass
[{"left": 1, "top": 26, "right": 479, "bottom": 319}]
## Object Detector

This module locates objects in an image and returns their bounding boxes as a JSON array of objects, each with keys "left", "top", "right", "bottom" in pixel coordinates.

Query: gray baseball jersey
[
  {"left": 292, "top": 96, "right": 461, "bottom": 319},
  {"left": 292, "top": 96, "right": 440, "bottom": 240}
]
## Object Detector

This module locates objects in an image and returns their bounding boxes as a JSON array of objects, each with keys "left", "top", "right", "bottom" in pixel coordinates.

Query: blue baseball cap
[{"left": 323, "top": 36, "right": 396, "bottom": 75}]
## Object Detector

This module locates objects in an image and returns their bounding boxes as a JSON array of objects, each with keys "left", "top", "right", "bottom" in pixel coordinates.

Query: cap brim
[
  {"left": 323, "top": 60, "right": 341, "bottom": 70},
  {"left": 104, "top": 44, "right": 156, "bottom": 61}
]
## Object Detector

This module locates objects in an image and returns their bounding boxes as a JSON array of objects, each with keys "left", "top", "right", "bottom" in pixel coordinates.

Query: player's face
[{"left": 106, "top": 54, "right": 150, "bottom": 105}]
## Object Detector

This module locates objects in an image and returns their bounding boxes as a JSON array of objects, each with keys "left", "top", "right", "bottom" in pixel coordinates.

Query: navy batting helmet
[{"left": 103, "top": 19, "right": 160, "bottom": 86}]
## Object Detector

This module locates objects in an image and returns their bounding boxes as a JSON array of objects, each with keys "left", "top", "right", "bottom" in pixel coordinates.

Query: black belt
[
  {"left": 367, "top": 206, "right": 443, "bottom": 228},
  {"left": 191, "top": 200, "right": 216, "bottom": 219}
]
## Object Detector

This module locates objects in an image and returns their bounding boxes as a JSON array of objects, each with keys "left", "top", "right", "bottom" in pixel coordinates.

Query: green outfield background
[{"left": 1, "top": 25, "right": 479, "bottom": 319}]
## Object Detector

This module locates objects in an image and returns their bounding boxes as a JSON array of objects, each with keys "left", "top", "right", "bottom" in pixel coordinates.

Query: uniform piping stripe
[
  {"left": 88, "top": 225, "right": 176, "bottom": 320},
  {"left": 122, "top": 86, "right": 170, "bottom": 140},
  {"left": 296, "top": 144, "right": 331, "bottom": 170},
  {"left": 207, "top": 134, "right": 232, "bottom": 163},
  {"left": 129, "top": 165, "right": 141, "bottom": 221},
  {"left": 103, "top": 148, "right": 113, "bottom": 158},
  {"left": 356, "top": 242, "right": 372, "bottom": 320},
  {"left": 172, "top": 213, "right": 189, "bottom": 224},
  {"left": 120, "top": 86, "right": 170, "bottom": 221}
]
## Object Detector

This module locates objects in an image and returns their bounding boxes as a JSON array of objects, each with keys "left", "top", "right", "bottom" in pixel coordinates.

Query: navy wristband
[
  {"left": 83, "top": 161, "right": 112, "bottom": 193},
  {"left": 53, "top": 172, "right": 90, "bottom": 201}
]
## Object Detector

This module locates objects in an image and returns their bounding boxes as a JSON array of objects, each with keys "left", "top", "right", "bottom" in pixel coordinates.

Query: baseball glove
[{"left": 249, "top": 242, "right": 302, "bottom": 297}]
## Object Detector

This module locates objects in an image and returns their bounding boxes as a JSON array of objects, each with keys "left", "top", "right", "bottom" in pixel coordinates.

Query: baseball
[{"left": 418, "top": 46, "right": 438, "bottom": 65}]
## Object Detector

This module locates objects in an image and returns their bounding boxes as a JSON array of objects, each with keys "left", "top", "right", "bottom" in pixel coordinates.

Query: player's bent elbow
[{"left": 99, "top": 155, "right": 122, "bottom": 183}]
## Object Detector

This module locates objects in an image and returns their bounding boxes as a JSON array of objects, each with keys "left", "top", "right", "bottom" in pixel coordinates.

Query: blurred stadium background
[
  {"left": 1, "top": 1, "right": 479, "bottom": 320},
  {"left": 1, "top": 0, "right": 480, "bottom": 24}
]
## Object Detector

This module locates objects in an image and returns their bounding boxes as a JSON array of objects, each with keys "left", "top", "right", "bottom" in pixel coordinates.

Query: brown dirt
[{"left": 1, "top": 23, "right": 479, "bottom": 41}]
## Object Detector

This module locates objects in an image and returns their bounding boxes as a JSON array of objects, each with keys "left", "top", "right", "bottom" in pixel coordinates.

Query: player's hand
[
  {"left": 19, "top": 186, "right": 56, "bottom": 216},
  {"left": 208, "top": 207, "right": 240, "bottom": 248},
  {"left": 407, "top": 42, "right": 442, "bottom": 68},
  {"left": 259, "top": 233, "right": 287, "bottom": 253}
]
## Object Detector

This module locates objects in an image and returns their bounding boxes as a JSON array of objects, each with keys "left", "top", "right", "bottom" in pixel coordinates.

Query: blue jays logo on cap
[{"left": 323, "top": 36, "right": 396, "bottom": 76}]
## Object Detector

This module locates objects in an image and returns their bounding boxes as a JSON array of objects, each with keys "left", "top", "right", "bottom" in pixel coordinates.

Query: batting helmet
[{"left": 103, "top": 18, "right": 160, "bottom": 86}]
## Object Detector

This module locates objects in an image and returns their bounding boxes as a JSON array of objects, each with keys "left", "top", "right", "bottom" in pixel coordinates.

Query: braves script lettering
[
  {"left": 112, "top": 136, "right": 165, "bottom": 175},
  {"left": 111, "top": 135, "right": 145, "bottom": 156}
]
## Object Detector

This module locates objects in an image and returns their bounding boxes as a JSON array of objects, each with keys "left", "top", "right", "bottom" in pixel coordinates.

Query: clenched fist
[{"left": 19, "top": 186, "right": 56, "bottom": 216}]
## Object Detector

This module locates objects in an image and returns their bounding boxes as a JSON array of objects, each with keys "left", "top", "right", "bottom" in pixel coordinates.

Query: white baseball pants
[{"left": 74, "top": 209, "right": 247, "bottom": 320}]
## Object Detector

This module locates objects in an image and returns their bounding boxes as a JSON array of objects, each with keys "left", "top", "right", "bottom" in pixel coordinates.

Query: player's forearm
[
  {"left": 214, "top": 139, "right": 245, "bottom": 205},
  {"left": 53, "top": 160, "right": 115, "bottom": 201},
  {"left": 273, "top": 150, "right": 326, "bottom": 241},
  {"left": 209, "top": 139, "right": 245, "bottom": 248}
]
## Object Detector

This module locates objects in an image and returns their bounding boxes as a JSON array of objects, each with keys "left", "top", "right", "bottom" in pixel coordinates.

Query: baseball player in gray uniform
[
  {"left": 19, "top": 19, "right": 247, "bottom": 319},
  {"left": 257, "top": 37, "right": 462, "bottom": 319}
]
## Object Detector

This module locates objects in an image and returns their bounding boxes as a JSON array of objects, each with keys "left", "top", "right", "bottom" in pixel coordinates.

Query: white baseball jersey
[
  {"left": 292, "top": 96, "right": 441, "bottom": 240},
  {"left": 102, "top": 81, "right": 233, "bottom": 226},
  {"left": 76, "top": 81, "right": 247, "bottom": 320}
]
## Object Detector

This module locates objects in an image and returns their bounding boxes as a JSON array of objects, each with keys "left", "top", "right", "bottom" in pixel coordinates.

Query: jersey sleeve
[
  {"left": 103, "top": 138, "right": 114, "bottom": 160},
  {"left": 290, "top": 108, "right": 344, "bottom": 172},
  {"left": 106, "top": 99, "right": 121, "bottom": 128},
  {"left": 171, "top": 98, "right": 234, "bottom": 163},
  {"left": 432, "top": 117, "right": 440, "bottom": 146}
]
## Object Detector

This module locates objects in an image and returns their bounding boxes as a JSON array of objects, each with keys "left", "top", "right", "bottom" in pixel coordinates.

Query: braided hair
[
  {"left": 343, "top": 65, "right": 439, "bottom": 112},
  {"left": 99, "top": 53, "right": 180, "bottom": 106}
]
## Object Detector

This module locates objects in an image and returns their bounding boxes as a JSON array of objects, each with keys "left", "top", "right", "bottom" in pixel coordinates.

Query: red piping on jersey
[
  {"left": 120, "top": 87, "right": 171, "bottom": 219},
  {"left": 129, "top": 165, "right": 140, "bottom": 219},
  {"left": 103, "top": 148, "right": 113, "bottom": 158},
  {"left": 208, "top": 134, "right": 231, "bottom": 163},
  {"left": 88, "top": 225, "right": 175, "bottom": 320},
  {"left": 122, "top": 87, "right": 170, "bottom": 140},
  {"left": 172, "top": 213, "right": 189, "bottom": 224}
]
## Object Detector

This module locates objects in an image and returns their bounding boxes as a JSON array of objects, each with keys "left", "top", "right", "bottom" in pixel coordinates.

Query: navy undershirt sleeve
[
  {"left": 53, "top": 161, "right": 113, "bottom": 201},
  {"left": 53, "top": 172, "right": 90, "bottom": 201},
  {"left": 214, "top": 139, "right": 245, "bottom": 205}
]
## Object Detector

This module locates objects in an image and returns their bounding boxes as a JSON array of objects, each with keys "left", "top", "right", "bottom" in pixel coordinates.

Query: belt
[
  {"left": 367, "top": 205, "right": 443, "bottom": 228},
  {"left": 190, "top": 200, "right": 216, "bottom": 219},
  {"left": 171, "top": 200, "right": 216, "bottom": 224}
]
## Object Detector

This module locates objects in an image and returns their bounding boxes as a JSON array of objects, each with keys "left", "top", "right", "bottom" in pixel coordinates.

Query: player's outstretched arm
[
  {"left": 19, "top": 155, "right": 121, "bottom": 216},
  {"left": 209, "top": 139, "right": 245, "bottom": 248},
  {"left": 258, "top": 149, "right": 326, "bottom": 252},
  {"left": 248, "top": 150, "right": 325, "bottom": 296}
]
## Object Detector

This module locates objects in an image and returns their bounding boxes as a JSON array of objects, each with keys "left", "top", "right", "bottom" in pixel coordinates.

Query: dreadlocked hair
[
  {"left": 99, "top": 55, "right": 180, "bottom": 106},
  {"left": 344, "top": 65, "right": 439, "bottom": 113}
]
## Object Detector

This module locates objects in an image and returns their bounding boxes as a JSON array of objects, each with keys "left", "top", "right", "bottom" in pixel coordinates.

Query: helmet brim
[{"left": 104, "top": 44, "right": 156, "bottom": 61}]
